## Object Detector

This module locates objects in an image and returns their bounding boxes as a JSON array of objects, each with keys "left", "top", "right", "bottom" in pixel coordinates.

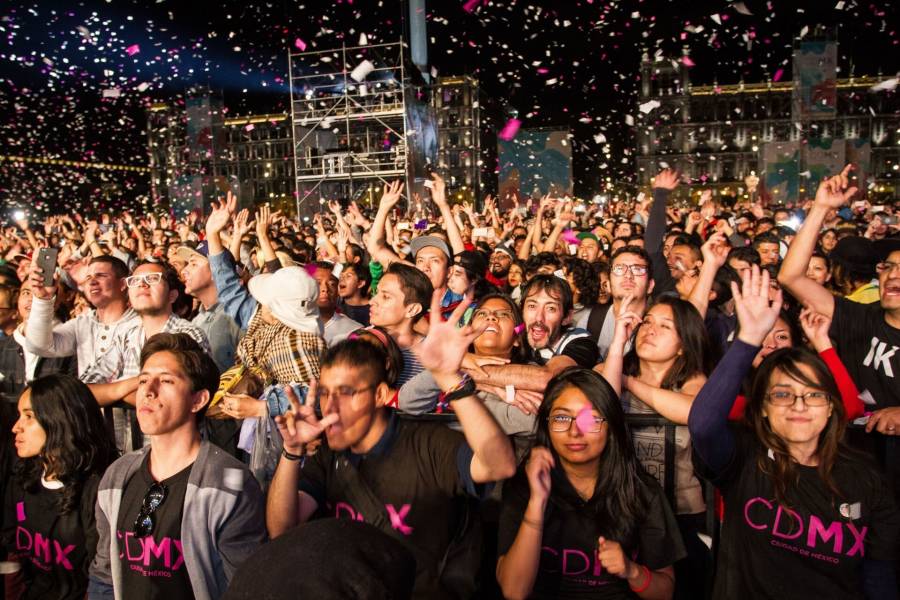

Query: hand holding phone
[{"left": 35, "top": 248, "right": 59, "bottom": 288}]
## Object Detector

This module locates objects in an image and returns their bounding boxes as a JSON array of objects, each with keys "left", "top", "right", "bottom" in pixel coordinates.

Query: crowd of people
[{"left": 0, "top": 165, "right": 898, "bottom": 599}]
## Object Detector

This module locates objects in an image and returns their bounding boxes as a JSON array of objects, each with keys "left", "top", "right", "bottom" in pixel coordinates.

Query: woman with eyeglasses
[
  {"left": 688, "top": 266, "right": 899, "bottom": 600},
  {"left": 2, "top": 374, "right": 117, "bottom": 600},
  {"left": 496, "top": 368, "right": 685, "bottom": 599}
]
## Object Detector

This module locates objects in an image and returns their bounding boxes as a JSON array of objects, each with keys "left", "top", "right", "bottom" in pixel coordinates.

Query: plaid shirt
[
  {"left": 81, "top": 314, "right": 209, "bottom": 452},
  {"left": 81, "top": 314, "right": 210, "bottom": 384}
]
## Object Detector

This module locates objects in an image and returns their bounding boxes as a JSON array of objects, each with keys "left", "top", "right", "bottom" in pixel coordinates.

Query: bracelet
[
  {"left": 629, "top": 564, "right": 652, "bottom": 593},
  {"left": 282, "top": 447, "right": 306, "bottom": 462},
  {"left": 442, "top": 373, "right": 477, "bottom": 403}
]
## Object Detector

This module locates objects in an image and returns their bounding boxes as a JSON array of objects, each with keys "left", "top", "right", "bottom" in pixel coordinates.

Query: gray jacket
[{"left": 88, "top": 441, "right": 266, "bottom": 600}]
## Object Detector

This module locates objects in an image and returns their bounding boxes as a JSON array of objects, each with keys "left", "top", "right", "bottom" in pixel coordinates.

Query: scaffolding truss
[{"left": 288, "top": 40, "right": 415, "bottom": 214}]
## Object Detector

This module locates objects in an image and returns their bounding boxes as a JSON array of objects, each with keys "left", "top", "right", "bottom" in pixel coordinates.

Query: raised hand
[
  {"left": 273, "top": 379, "right": 339, "bottom": 454},
  {"left": 597, "top": 537, "right": 639, "bottom": 580},
  {"left": 255, "top": 204, "right": 276, "bottom": 240},
  {"left": 799, "top": 307, "right": 832, "bottom": 352},
  {"left": 732, "top": 265, "right": 783, "bottom": 346},
  {"left": 414, "top": 290, "right": 486, "bottom": 377},
  {"left": 525, "top": 446, "right": 554, "bottom": 505},
  {"left": 232, "top": 208, "right": 254, "bottom": 240},
  {"left": 428, "top": 172, "right": 447, "bottom": 205},
  {"left": 27, "top": 259, "right": 58, "bottom": 300},
  {"left": 610, "top": 294, "right": 641, "bottom": 350},
  {"left": 206, "top": 191, "right": 237, "bottom": 236},
  {"left": 814, "top": 164, "right": 857, "bottom": 209},
  {"left": 379, "top": 180, "right": 404, "bottom": 211},
  {"left": 652, "top": 168, "right": 680, "bottom": 191},
  {"left": 700, "top": 232, "right": 730, "bottom": 269}
]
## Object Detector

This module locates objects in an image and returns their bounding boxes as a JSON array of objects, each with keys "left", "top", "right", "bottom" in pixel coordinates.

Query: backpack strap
[{"left": 586, "top": 303, "right": 612, "bottom": 341}]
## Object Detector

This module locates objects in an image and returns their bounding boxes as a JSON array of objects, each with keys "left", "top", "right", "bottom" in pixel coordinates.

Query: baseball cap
[
  {"left": 248, "top": 266, "right": 321, "bottom": 335},
  {"left": 453, "top": 250, "right": 487, "bottom": 279},
  {"left": 175, "top": 240, "right": 209, "bottom": 262},
  {"left": 576, "top": 232, "right": 600, "bottom": 244},
  {"left": 409, "top": 235, "right": 451, "bottom": 259},
  {"left": 491, "top": 243, "right": 513, "bottom": 257}
]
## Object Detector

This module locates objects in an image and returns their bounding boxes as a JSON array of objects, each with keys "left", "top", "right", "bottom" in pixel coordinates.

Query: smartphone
[
  {"left": 872, "top": 205, "right": 886, "bottom": 213},
  {"left": 36, "top": 247, "right": 59, "bottom": 287},
  {"left": 472, "top": 227, "right": 494, "bottom": 239},
  {"left": 397, "top": 222, "right": 412, "bottom": 231},
  {"left": 883, "top": 215, "right": 899, "bottom": 226}
]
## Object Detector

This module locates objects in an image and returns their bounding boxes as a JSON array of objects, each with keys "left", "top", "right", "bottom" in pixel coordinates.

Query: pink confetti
[
  {"left": 295, "top": 38, "right": 307, "bottom": 51},
  {"left": 575, "top": 406, "right": 595, "bottom": 435},
  {"left": 682, "top": 56, "right": 696, "bottom": 67},
  {"left": 463, "top": 0, "right": 484, "bottom": 13},
  {"left": 773, "top": 68, "right": 784, "bottom": 82},
  {"left": 125, "top": 44, "right": 140, "bottom": 56},
  {"left": 498, "top": 118, "right": 521, "bottom": 141}
]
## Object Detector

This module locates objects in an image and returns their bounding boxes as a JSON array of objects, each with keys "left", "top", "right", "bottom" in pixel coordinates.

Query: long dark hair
[
  {"left": 624, "top": 296, "right": 716, "bottom": 390},
  {"left": 534, "top": 368, "right": 654, "bottom": 545},
  {"left": 745, "top": 348, "right": 846, "bottom": 506},
  {"left": 14, "top": 374, "right": 118, "bottom": 513}
]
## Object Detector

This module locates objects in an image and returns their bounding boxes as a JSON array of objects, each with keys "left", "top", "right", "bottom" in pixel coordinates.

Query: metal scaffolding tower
[{"left": 288, "top": 40, "right": 423, "bottom": 216}]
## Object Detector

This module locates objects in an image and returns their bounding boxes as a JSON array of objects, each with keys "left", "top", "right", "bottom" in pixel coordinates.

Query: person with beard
[
  {"left": 25, "top": 256, "right": 138, "bottom": 378},
  {"left": 79, "top": 262, "right": 210, "bottom": 452},
  {"left": 590, "top": 246, "right": 656, "bottom": 360},
  {"left": 486, "top": 244, "right": 513, "bottom": 288},
  {"left": 337, "top": 262, "right": 371, "bottom": 327},
  {"left": 466, "top": 275, "right": 598, "bottom": 414}
]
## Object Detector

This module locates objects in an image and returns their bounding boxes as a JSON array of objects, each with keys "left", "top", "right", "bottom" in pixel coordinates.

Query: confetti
[{"left": 498, "top": 119, "right": 521, "bottom": 141}]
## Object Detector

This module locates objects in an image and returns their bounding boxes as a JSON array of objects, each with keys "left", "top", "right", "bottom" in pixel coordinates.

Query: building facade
[
  {"left": 432, "top": 76, "right": 482, "bottom": 203},
  {"left": 635, "top": 46, "right": 898, "bottom": 202}
]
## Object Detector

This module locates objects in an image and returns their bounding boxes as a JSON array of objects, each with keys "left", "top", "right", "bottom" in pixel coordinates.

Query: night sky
[{"left": 0, "top": 0, "right": 897, "bottom": 214}]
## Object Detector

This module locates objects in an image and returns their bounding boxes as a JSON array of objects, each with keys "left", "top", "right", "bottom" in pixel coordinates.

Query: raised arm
[
  {"left": 644, "top": 169, "right": 678, "bottom": 255},
  {"left": 205, "top": 192, "right": 237, "bottom": 257},
  {"left": 229, "top": 208, "right": 254, "bottom": 260},
  {"left": 254, "top": 204, "right": 279, "bottom": 265},
  {"left": 597, "top": 294, "right": 640, "bottom": 396},
  {"left": 518, "top": 195, "right": 551, "bottom": 260},
  {"left": 540, "top": 202, "right": 575, "bottom": 254},
  {"left": 688, "top": 266, "right": 782, "bottom": 473},
  {"left": 415, "top": 291, "right": 516, "bottom": 483},
  {"left": 778, "top": 165, "right": 856, "bottom": 318},
  {"left": 429, "top": 174, "right": 465, "bottom": 254},
  {"left": 365, "top": 180, "right": 408, "bottom": 267},
  {"left": 688, "top": 232, "right": 730, "bottom": 318}
]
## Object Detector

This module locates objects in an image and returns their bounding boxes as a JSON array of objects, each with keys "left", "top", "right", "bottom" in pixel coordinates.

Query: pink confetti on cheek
[
  {"left": 575, "top": 406, "right": 595, "bottom": 435},
  {"left": 295, "top": 38, "right": 307, "bottom": 51},
  {"left": 773, "top": 68, "right": 784, "bottom": 82},
  {"left": 498, "top": 118, "right": 521, "bottom": 141},
  {"left": 125, "top": 44, "right": 140, "bottom": 56}
]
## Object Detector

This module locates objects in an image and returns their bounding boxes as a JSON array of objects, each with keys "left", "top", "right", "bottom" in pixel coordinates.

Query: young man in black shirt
[
  {"left": 88, "top": 333, "right": 265, "bottom": 599},
  {"left": 266, "top": 292, "right": 516, "bottom": 599}
]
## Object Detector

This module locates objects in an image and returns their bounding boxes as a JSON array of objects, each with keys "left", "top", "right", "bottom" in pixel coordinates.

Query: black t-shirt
[
  {"left": 298, "top": 413, "right": 480, "bottom": 600},
  {"left": 339, "top": 300, "right": 371, "bottom": 327},
  {"left": 497, "top": 468, "right": 685, "bottom": 599},
  {"left": 116, "top": 454, "right": 193, "bottom": 600},
  {"left": 534, "top": 328, "right": 600, "bottom": 369},
  {"left": 830, "top": 297, "right": 900, "bottom": 409},
  {"left": 694, "top": 429, "right": 900, "bottom": 600},
  {"left": 2, "top": 474, "right": 100, "bottom": 600}
]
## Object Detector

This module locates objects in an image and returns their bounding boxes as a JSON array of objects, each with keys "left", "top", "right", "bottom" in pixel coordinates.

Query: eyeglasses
[
  {"left": 472, "top": 308, "right": 514, "bottom": 321},
  {"left": 133, "top": 482, "right": 168, "bottom": 538},
  {"left": 125, "top": 273, "right": 163, "bottom": 288},
  {"left": 548, "top": 414, "right": 607, "bottom": 433},
  {"left": 610, "top": 264, "right": 649, "bottom": 277},
  {"left": 876, "top": 261, "right": 900, "bottom": 275},
  {"left": 765, "top": 390, "right": 832, "bottom": 407},
  {"left": 316, "top": 384, "right": 375, "bottom": 405}
]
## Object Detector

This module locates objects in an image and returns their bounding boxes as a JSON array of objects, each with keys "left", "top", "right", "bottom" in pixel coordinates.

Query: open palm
[{"left": 414, "top": 290, "right": 485, "bottom": 376}]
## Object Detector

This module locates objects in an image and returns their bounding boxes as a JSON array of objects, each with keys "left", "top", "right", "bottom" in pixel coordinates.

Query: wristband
[
  {"left": 442, "top": 373, "right": 476, "bottom": 403},
  {"left": 282, "top": 447, "right": 306, "bottom": 462},
  {"left": 629, "top": 564, "right": 652, "bottom": 593}
]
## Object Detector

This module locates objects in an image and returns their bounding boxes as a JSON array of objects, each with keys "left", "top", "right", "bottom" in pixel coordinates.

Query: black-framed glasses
[
  {"left": 548, "top": 414, "right": 607, "bottom": 433},
  {"left": 133, "top": 482, "right": 168, "bottom": 538},
  {"left": 765, "top": 390, "right": 832, "bottom": 407},
  {"left": 610, "top": 264, "right": 649, "bottom": 277},
  {"left": 316, "top": 384, "right": 375, "bottom": 405}
]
